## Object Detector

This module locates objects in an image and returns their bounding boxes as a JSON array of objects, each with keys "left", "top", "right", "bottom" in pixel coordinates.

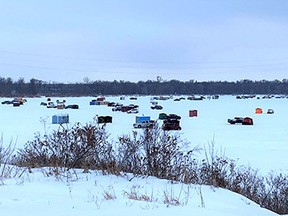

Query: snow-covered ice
[{"left": 0, "top": 95, "right": 286, "bottom": 216}]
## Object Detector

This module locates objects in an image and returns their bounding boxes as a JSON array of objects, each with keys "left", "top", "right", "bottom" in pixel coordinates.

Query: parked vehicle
[
  {"left": 187, "top": 96, "right": 205, "bottom": 100},
  {"left": 127, "top": 108, "right": 139, "bottom": 114},
  {"left": 89, "top": 99, "right": 98, "bottom": 105},
  {"left": 174, "top": 97, "right": 185, "bottom": 101},
  {"left": 228, "top": 117, "right": 253, "bottom": 125},
  {"left": 56, "top": 100, "right": 66, "bottom": 109},
  {"left": 107, "top": 102, "right": 116, "bottom": 107},
  {"left": 13, "top": 101, "right": 21, "bottom": 107},
  {"left": 121, "top": 104, "right": 138, "bottom": 112},
  {"left": 1, "top": 100, "right": 13, "bottom": 105},
  {"left": 47, "top": 101, "right": 56, "bottom": 108},
  {"left": 150, "top": 101, "right": 158, "bottom": 105},
  {"left": 162, "top": 119, "right": 181, "bottom": 130},
  {"left": 133, "top": 116, "right": 155, "bottom": 128},
  {"left": 112, "top": 105, "right": 122, "bottom": 111},
  {"left": 151, "top": 105, "right": 163, "bottom": 110},
  {"left": 167, "top": 114, "right": 181, "bottom": 120},
  {"left": 133, "top": 120, "right": 155, "bottom": 128},
  {"left": 227, "top": 117, "right": 244, "bottom": 124},
  {"left": 65, "top": 104, "right": 79, "bottom": 109}
]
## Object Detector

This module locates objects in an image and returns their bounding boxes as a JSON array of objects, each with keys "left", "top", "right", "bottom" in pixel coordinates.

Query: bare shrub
[
  {"left": 197, "top": 141, "right": 231, "bottom": 187},
  {"left": 236, "top": 167, "right": 265, "bottom": 203},
  {"left": 15, "top": 122, "right": 115, "bottom": 172},
  {"left": 261, "top": 172, "right": 288, "bottom": 215},
  {"left": 116, "top": 131, "right": 144, "bottom": 175},
  {"left": 139, "top": 125, "right": 197, "bottom": 180},
  {"left": 141, "top": 126, "right": 181, "bottom": 179}
]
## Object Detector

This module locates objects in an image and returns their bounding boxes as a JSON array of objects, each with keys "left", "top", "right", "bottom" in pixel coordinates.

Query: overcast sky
[{"left": 0, "top": 0, "right": 288, "bottom": 83}]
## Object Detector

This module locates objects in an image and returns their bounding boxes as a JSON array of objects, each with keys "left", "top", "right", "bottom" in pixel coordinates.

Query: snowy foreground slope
[
  {"left": 0, "top": 95, "right": 288, "bottom": 215},
  {"left": 0, "top": 168, "right": 279, "bottom": 216}
]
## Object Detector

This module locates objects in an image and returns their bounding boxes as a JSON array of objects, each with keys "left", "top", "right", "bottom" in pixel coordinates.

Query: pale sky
[{"left": 0, "top": 0, "right": 288, "bottom": 83}]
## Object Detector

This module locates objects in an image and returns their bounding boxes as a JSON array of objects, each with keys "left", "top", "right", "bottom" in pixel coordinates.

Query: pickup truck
[
  {"left": 227, "top": 117, "right": 243, "bottom": 124},
  {"left": 133, "top": 120, "right": 155, "bottom": 128},
  {"left": 162, "top": 119, "right": 181, "bottom": 130}
]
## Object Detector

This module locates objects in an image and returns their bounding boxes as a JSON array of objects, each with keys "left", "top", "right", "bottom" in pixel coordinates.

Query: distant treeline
[{"left": 1, "top": 77, "right": 288, "bottom": 97}]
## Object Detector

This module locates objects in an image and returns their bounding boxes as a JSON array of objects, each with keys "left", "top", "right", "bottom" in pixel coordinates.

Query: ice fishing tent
[
  {"left": 242, "top": 117, "right": 253, "bottom": 125},
  {"left": 97, "top": 116, "right": 112, "bottom": 123},
  {"left": 158, "top": 113, "right": 167, "bottom": 119},
  {"left": 189, "top": 110, "right": 198, "bottom": 117},
  {"left": 255, "top": 108, "right": 263, "bottom": 114},
  {"left": 267, "top": 109, "right": 274, "bottom": 114},
  {"left": 52, "top": 114, "right": 69, "bottom": 124}
]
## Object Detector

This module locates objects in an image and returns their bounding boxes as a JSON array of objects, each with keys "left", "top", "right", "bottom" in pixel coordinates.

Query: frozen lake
[{"left": 1, "top": 95, "right": 287, "bottom": 175}]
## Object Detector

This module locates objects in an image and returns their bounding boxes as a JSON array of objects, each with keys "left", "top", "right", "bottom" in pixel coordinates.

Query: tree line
[{"left": 1, "top": 77, "right": 288, "bottom": 97}]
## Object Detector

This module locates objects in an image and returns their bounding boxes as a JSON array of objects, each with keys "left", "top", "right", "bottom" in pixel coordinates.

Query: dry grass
[
  {"left": 103, "top": 186, "right": 116, "bottom": 200},
  {"left": 124, "top": 186, "right": 154, "bottom": 202},
  {"left": 163, "top": 192, "right": 181, "bottom": 206}
]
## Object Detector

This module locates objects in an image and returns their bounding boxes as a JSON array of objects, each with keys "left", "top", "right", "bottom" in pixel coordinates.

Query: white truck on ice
[{"left": 133, "top": 116, "right": 155, "bottom": 128}]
